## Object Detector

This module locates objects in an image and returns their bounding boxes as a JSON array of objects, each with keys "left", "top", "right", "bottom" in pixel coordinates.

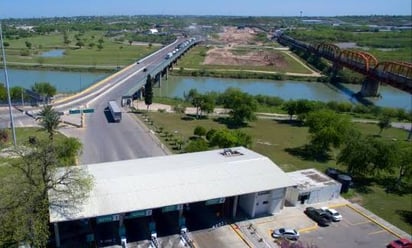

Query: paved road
[{"left": 72, "top": 38, "right": 187, "bottom": 164}]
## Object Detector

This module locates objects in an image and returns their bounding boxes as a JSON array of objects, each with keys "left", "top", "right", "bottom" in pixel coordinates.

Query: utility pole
[{"left": 0, "top": 23, "right": 17, "bottom": 146}]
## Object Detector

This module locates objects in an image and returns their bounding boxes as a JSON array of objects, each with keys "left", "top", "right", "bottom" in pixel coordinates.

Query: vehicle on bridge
[{"left": 108, "top": 100, "right": 122, "bottom": 122}]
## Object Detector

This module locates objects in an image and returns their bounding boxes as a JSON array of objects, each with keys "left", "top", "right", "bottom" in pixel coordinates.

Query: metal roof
[{"left": 49, "top": 147, "right": 296, "bottom": 223}]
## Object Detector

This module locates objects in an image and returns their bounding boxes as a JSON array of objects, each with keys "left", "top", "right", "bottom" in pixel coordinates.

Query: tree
[
  {"left": 75, "top": 41, "right": 84, "bottom": 48},
  {"left": 88, "top": 42, "right": 95, "bottom": 48},
  {"left": 338, "top": 135, "right": 399, "bottom": 176},
  {"left": 24, "top": 40, "right": 32, "bottom": 49},
  {"left": 184, "top": 139, "right": 209, "bottom": 153},
  {"left": 38, "top": 105, "right": 60, "bottom": 141},
  {"left": 2, "top": 41, "right": 9, "bottom": 47},
  {"left": 0, "top": 83, "right": 7, "bottom": 101},
  {"left": 378, "top": 115, "right": 391, "bottom": 135},
  {"left": 305, "top": 109, "right": 353, "bottom": 154},
  {"left": 397, "top": 145, "right": 412, "bottom": 185},
  {"left": 194, "top": 126, "right": 207, "bottom": 137},
  {"left": 97, "top": 44, "right": 103, "bottom": 50},
  {"left": 176, "top": 138, "right": 185, "bottom": 150},
  {"left": 184, "top": 89, "right": 203, "bottom": 119},
  {"left": 199, "top": 93, "right": 216, "bottom": 117},
  {"left": 206, "top": 128, "right": 217, "bottom": 141},
  {"left": 282, "top": 100, "right": 297, "bottom": 120},
  {"left": 338, "top": 134, "right": 375, "bottom": 175},
  {"left": 220, "top": 88, "right": 257, "bottom": 125},
  {"left": 98, "top": 38, "right": 104, "bottom": 45},
  {"left": 31, "top": 82, "right": 57, "bottom": 103},
  {"left": 209, "top": 129, "right": 252, "bottom": 148},
  {"left": 10, "top": 86, "right": 25, "bottom": 101},
  {"left": 0, "top": 129, "right": 9, "bottom": 146},
  {"left": 144, "top": 75, "right": 153, "bottom": 111},
  {"left": 0, "top": 138, "right": 92, "bottom": 247},
  {"left": 63, "top": 32, "right": 71, "bottom": 46}
]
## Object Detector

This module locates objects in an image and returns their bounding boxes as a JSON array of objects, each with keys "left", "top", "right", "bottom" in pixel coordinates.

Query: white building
[
  {"left": 148, "top": 28, "right": 159, "bottom": 34},
  {"left": 49, "top": 147, "right": 296, "bottom": 247},
  {"left": 285, "top": 169, "right": 342, "bottom": 206}
]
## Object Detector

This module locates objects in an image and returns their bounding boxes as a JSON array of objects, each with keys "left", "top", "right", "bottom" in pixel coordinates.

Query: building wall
[
  {"left": 307, "top": 183, "right": 341, "bottom": 204},
  {"left": 285, "top": 187, "right": 299, "bottom": 206},
  {"left": 239, "top": 188, "right": 287, "bottom": 217},
  {"left": 269, "top": 188, "right": 286, "bottom": 213}
]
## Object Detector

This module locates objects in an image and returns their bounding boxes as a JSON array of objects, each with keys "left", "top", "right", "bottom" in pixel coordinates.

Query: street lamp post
[{"left": 0, "top": 23, "right": 17, "bottom": 146}]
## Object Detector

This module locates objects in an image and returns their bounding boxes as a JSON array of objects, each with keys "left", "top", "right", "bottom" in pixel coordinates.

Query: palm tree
[{"left": 38, "top": 105, "right": 60, "bottom": 141}]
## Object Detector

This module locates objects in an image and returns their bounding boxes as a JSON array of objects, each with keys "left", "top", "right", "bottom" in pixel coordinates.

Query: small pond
[{"left": 40, "top": 49, "right": 65, "bottom": 58}]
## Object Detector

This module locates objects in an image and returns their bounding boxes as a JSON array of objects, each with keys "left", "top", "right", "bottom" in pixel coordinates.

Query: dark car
[{"left": 304, "top": 207, "right": 332, "bottom": 227}]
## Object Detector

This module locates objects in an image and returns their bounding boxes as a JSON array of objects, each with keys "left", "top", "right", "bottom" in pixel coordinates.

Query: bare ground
[
  {"left": 204, "top": 47, "right": 288, "bottom": 69},
  {"left": 204, "top": 26, "right": 289, "bottom": 69}
]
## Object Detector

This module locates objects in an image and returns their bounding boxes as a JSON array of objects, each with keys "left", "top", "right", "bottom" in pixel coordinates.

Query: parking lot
[
  {"left": 299, "top": 205, "right": 399, "bottom": 248},
  {"left": 188, "top": 201, "right": 406, "bottom": 248}
]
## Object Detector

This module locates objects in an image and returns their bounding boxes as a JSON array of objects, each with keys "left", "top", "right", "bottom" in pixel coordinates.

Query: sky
[{"left": 1, "top": 0, "right": 411, "bottom": 18}]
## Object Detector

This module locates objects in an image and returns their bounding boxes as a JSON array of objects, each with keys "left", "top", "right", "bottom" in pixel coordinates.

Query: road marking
[
  {"left": 298, "top": 224, "right": 318, "bottom": 233},
  {"left": 369, "top": 229, "right": 386, "bottom": 235},
  {"left": 230, "top": 224, "right": 253, "bottom": 248},
  {"left": 347, "top": 220, "right": 371, "bottom": 226}
]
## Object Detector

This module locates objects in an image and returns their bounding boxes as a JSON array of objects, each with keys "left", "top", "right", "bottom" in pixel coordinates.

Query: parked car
[
  {"left": 271, "top": 228, "right": 299, "bottom": 240},
  {"left": 320, "top": 207, "right": 342, "bottom": 222},
  {"left": 387, "top": 238, "right": 412, "bottom": 248},
  {"left": 304, "top": 207, "right": 332, "bottom": 227}
]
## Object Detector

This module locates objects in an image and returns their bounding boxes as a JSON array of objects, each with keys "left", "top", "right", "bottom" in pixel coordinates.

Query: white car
[
  {"left": 271, "top": 228, "right": 299, "bottom": 240},
  {"left": 320, "top": 207, "right": 342, "bottom": 221}
]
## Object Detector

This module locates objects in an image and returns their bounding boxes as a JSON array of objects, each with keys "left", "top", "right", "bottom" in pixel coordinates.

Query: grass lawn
[
  {"left": 140, "top": 111, "right": 412, "bottom": 233},
  {"left": 175, "top": 46, "right": 313, "bottom": 74},
  {"left": 4, "top": 31, "right": 159, "bottom": 68},
  {"left": 1, "top": 127, "right": 68, "bottom": 147}
]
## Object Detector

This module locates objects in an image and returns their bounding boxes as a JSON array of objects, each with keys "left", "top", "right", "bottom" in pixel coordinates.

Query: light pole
[{"left": 0, "top": 22, "right": 17, "bottom": 146}]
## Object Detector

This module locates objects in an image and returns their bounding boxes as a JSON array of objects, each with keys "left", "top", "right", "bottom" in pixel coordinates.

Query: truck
[{"left": 108, "top": 100, "right": 122, "bottom": 122}]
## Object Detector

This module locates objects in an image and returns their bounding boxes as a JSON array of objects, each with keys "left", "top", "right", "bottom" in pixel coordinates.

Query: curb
[{"left": 230, "top": 224, "right": 253, "bottom": 248}]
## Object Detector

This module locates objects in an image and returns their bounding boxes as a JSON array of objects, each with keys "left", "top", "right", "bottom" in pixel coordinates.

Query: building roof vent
[{"left": 221, "top": 148, "right": 243, "bottom": 157}]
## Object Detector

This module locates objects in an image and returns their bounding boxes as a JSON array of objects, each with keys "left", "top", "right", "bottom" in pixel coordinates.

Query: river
[
  {"left": 0, "top": 68, "right": 109, "bottom": 93},
  {"left": 0, "top": 69, "right": 410, "bottom": 111},
  {"left": 155, "top": 76, "right": 412, "bottom": 111}
]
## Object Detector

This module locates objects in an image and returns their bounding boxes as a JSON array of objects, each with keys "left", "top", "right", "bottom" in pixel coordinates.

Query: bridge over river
[{"left": 277, "top": 33, "right": 412, "bottom": 97}]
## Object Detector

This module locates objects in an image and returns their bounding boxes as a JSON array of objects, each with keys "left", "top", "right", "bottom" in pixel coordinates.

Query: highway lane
[{"left": 77, "top": 38, "right": 189, "bottom": 164}]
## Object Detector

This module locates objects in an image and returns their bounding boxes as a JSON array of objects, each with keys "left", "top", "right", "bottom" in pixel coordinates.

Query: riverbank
[
  {"left": 170, "top": 67, "right": 323, "bottom": 81},
  {"left": 2, "top": 62, "right": 118, "bottom": 73}
]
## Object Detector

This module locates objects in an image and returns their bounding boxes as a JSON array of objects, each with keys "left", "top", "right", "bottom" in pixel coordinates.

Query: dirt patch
[
  {"left": 204, "top": 26, "right": 288, "bottom": 69},
  {"left": 204, "top": 47, "right": 288, "bottom": 69},
  {"left": 216, "top": 26, "right": 257, "bottom": 45}
]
